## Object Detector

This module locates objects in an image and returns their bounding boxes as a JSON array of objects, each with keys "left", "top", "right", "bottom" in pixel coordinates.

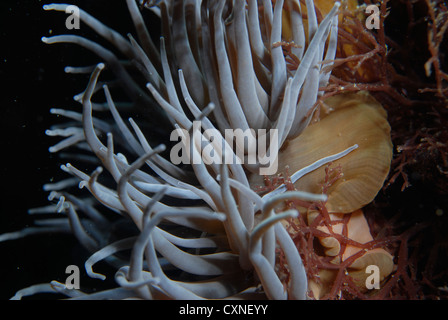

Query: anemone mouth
[{"left": 1, "top": 0, "right": 398, "bottom": 300}]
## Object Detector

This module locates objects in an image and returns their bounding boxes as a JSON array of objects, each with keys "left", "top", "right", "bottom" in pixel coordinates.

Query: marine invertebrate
[
  {"left": 314, "top": 0, "right": 448, "bottom": 299},
  {"left": 1, "top": 0, "right": 395, "bottom": 300},
  {"left": 270, "top": 91, "right": 394, "bottom": 299}
]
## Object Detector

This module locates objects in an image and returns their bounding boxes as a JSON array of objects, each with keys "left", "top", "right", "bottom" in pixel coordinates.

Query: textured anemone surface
[
  {"left": 276, "top": 91, "right": 393, "bottom": 213},
  {"left": 0, "top": 0, "right": 382, "bottom": 300}
]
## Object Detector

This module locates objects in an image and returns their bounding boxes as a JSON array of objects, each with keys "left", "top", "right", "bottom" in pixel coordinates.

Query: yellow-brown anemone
[
  {"left": 281, "top": 92, "right": 393, "bottom": 214},
  {"left": 251, "top": 0, "right": 395, "bottom": 298},
  {"left": 251, "top": 91, "right": 394, "bottom": 298}
]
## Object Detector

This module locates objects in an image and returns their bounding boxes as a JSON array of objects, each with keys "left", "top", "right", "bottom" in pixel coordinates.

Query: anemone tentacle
[{"left": 1, "top": 0, "right": 356, "bottom": 300}]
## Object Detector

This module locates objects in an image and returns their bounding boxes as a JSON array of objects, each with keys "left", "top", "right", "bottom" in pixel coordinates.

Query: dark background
[
  {"left": 1, "top": 0, "right": 447, "bottom": 302},
  {"left": 0, "top": 0, "right": 139, "bottom": 299}
]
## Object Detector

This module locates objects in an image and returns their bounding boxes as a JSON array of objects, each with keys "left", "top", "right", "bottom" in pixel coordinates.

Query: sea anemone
[{"left": 1, "top": 0, "right": 395, "bottom": 299}]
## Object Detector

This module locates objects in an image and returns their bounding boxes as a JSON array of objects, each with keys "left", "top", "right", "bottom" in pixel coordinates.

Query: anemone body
[{"left": 0, "top": 0, "right": 374, "bottom": 300}]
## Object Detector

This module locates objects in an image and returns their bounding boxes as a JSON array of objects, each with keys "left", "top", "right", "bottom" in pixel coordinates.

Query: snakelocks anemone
[{"left": 1, "top": 0, "right": 394, "bottom": 299}]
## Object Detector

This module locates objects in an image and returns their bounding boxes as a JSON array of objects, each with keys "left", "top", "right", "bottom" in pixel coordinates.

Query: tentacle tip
[
  {"left": 155, "top": 144, "right": 166, "bottom": 153},
  {"left": 73, "top": 94, "right": 82, "bottom": 102},
  {"left": 94, "top": 166, "right": 104, "bottom": 175},
  {"left": 79, "top": 181, "right": 87, "bottom": 189},
  {"left": 291, "top": 210, "right": 299, "bottom": 218},
  {"left": 91, "top": 273, "right": 107, "bottom": 281},
  {"left": 216, "top": 213, "right": 227, "bottom": 222},
  {"left": 61, "top": 163, "right": 72, "bottom": 172},
  {"left": 49, "top": 281, "right": 65, "bottom": 290},
  {"left": 205, "top": 102, "right": 216, "bottom": 112},
  {"left": 41, "top": 36, "right": 49, "bottom": 43}
]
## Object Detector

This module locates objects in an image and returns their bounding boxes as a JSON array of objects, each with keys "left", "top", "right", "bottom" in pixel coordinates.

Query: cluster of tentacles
[{"left": 0, "top": 0, "right": 368, "bottom": 300}]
